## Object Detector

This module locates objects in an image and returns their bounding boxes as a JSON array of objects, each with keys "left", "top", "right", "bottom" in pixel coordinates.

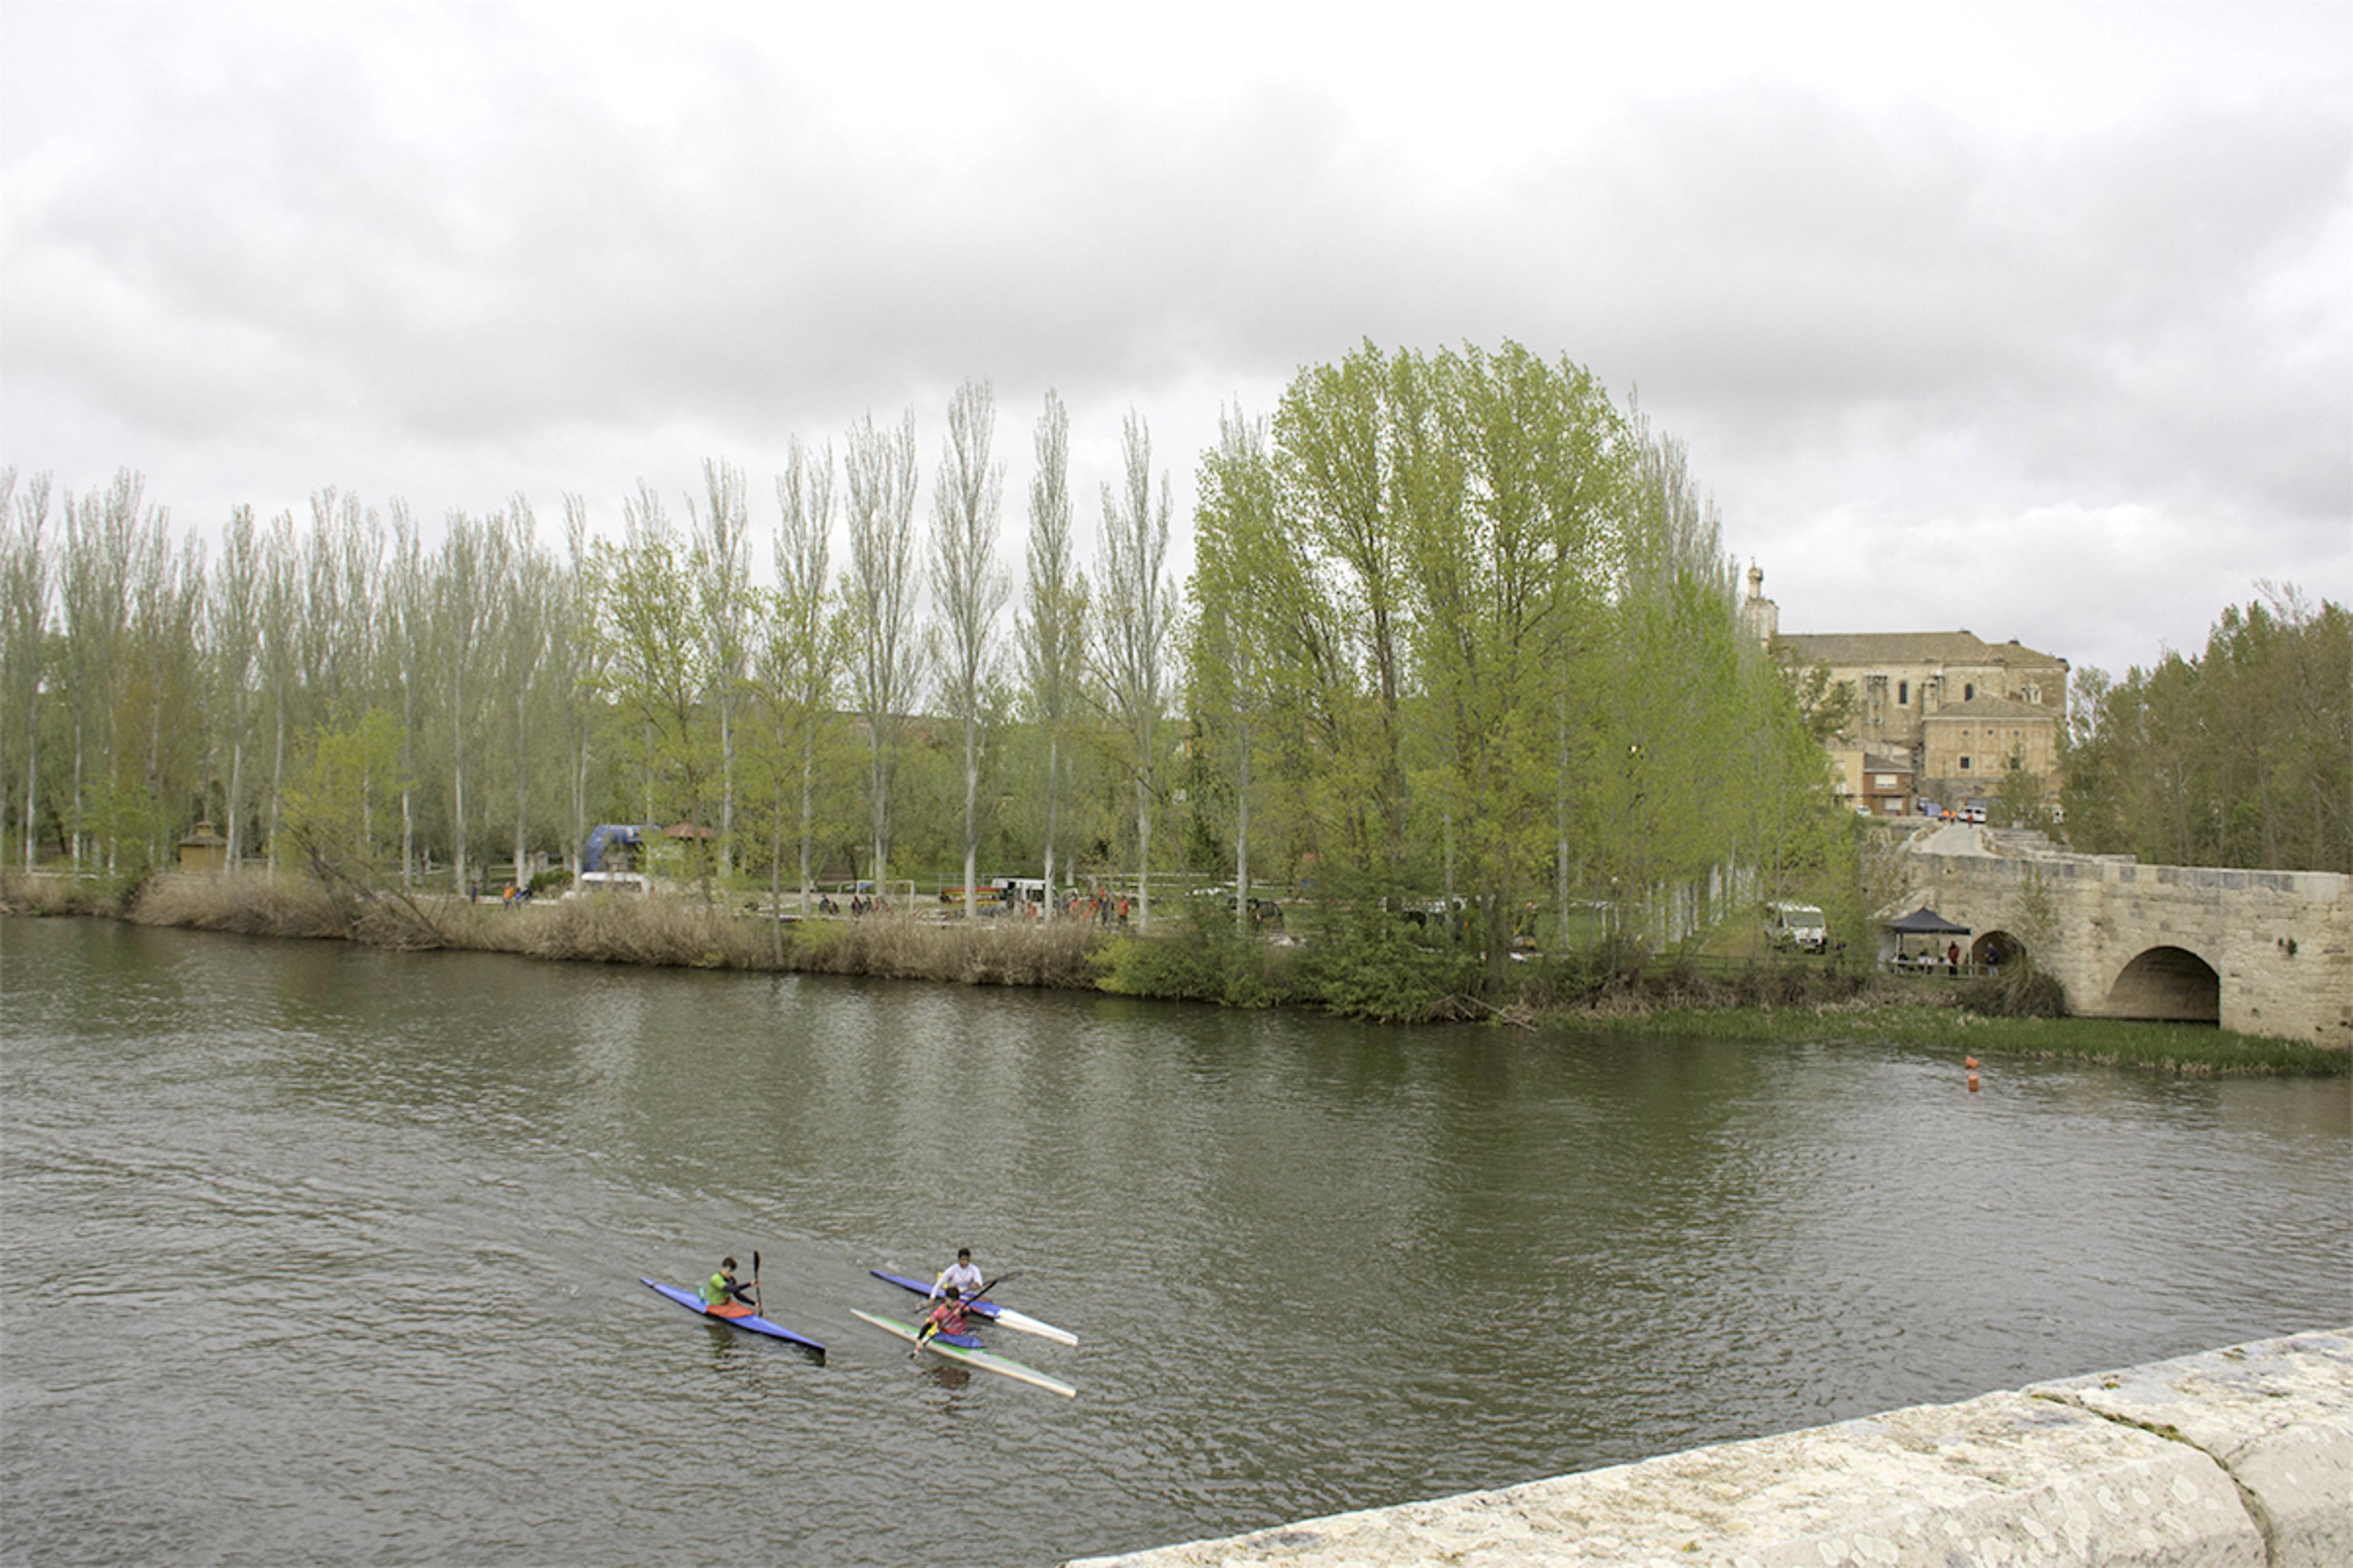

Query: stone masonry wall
[
  {"left": 1067, "top": 1327, "right": 2352, "bottom": 1568},
  {"left": 1901, "top": 828, "right": 2351, "bottom": 1046}
]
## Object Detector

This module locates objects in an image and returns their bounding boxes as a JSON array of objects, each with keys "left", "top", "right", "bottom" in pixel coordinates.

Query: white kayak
[{"left": 851, "top": 1309, "right": 1077, "bottom": 1399}]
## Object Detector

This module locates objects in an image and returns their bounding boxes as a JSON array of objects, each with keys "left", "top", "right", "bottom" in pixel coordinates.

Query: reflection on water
[{"left": 3, "top": 917, "right": 2347, "bottom": 1564}]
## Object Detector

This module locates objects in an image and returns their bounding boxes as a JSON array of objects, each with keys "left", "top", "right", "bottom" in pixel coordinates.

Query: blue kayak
[{"left": 641, "top": 1278, "right": 825, "bottom": 1358}]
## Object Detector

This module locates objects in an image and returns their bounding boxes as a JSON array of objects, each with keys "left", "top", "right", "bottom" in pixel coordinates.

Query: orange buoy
[
  {"left": 1964, "top": 1057, "right": 1980, "bottom": 1069},
  {"left": 1967, "top": 1072, "right": 1981, "bottom": 1093}
]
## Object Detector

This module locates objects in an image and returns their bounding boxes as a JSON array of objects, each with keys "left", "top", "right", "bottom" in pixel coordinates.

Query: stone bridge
[{"left": 1893, "top": 824, "right": 2350, "bottom": 1045}]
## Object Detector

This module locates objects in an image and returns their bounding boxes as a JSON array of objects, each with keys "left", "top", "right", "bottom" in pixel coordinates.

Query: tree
[
  {"left": 278, "top": 706, "right": 409, "bottom": 893},
  {"left": 497, "top": 497, "right": 553, "bottom": 883},
  {"left": 929, "top": 379, "right": 1009, "bottom": 919},
  {"left": 436, "top": 510, "right": 511, "bottom": 895},
  {"left": 1189, "top": 403, "right": 1282, "bottom": 931},
  {"left": 2061, "top": 588, "right": 2350, "bottom": 873},
  {"left": 762, "top": 438, "right": 844, "bottom": 915},
  {"left": 592, "top": 484, "right": 714, "bottom": 891},
  {"left": 384, "top": 504, "right": 431, "bottom": 883},
  {"left": 552, "top": 495, "right": 604, "bottom": 874},
  {"left": 1098, "top": 408, "right": 1175, "bottom": 928},
  {"left": 1, "top": 471, "right": 54, "bottom": 867},
  {"left": 58, "top": 472, "right": 145, "bottom": 871},
  {"left": 690, "top": 459, "right": 753, "bottom": 876},
  {"left": 843, "top": 410, "right": 925, "bottom": 897},
  {"left": 1017, "top": 390, "right": 1089, "bottom": 912},
  {"left": 210, "top": 506, "right": 263, "bottom": 868}
]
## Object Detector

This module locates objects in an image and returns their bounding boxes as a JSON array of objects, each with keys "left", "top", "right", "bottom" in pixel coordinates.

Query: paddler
[
  {"left": 917, "top": 1285, "right": 978, "bottom": 1346},
  {"left": 699, "top": 1256, "right": 757, "bottom": 1318},
  {"left": 929, "top": 1246, "right": 984, "bottom": 1302}
]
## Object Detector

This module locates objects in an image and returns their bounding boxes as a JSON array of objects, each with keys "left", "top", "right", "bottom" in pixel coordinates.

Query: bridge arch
[
  {"left": 2104, "top": 945, "right": 2221, "bottom": 1025},
  {"left": 1969, "top": 930, "right": 2026, "bottom": 973}
]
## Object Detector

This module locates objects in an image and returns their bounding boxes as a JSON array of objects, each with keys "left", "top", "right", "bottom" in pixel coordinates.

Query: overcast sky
[{"left": 3, "top": 1, "right": 2346, "bottom": 681}]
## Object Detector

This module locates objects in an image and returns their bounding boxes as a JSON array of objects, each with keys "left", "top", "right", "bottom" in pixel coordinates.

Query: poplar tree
[
  {"left": 764, "top": 438, "right": 842, "bottom": 915},
  {"left": 593, "top": 483, "right": 714, "bottom": 891},
  {"left": 2, "top": 471, "right": 54, "bottom": 867},
  {"left": 691, "top": 459, "right": 753, "bottom": 876},
  {"left": 1018, "top": 390, "right": 1088, "bottom": 913},
  {"left": 1098, "top": 408, "right": 1173, "bottom": 927},
  {"left": 843, "top": 410, "right": 924, "bottom": 899},
  {"left": 930, "top": 379, "right": 1007, "bottom": 919}
]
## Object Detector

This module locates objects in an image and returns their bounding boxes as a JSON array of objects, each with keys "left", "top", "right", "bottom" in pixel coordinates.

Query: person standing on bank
[{"left": 930, "top": 1247, "right": 984, "bottom": 1302}]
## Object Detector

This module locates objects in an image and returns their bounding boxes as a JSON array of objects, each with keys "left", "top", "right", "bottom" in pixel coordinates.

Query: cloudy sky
[{"left": 3, "top": 1, "right": 2346, "bottom": 680}]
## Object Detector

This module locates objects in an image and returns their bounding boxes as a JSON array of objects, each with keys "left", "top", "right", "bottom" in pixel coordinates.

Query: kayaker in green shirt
[{"left": 700, "top": 1257, "right": 756, "bottom": 1318}]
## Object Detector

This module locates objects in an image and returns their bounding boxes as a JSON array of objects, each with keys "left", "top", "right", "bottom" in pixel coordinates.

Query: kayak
[
  {"left": 641, "top": 1278, "right": 825, "bottom": 1359},
  {"left": 868, "top": 1269, "right": 1079, "bottom": 1346},
  {"left": 851, "top": 1309, "right": 1076, "bottom": 1399}
]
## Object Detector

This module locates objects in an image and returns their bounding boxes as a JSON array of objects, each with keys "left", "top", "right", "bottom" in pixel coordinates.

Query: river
[{"left": 3, "top": 918, "right": 2346, "bottom": 1565}]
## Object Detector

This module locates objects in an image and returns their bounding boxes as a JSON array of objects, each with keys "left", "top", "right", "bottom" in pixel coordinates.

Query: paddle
[{"left": 751, "top": 1250, "right": 762, "bottom": 1319}]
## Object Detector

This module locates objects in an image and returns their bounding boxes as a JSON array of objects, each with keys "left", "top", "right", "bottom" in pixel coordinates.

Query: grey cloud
[{"left": 4, "top": 14, "right": 2344, "bottom": 682}]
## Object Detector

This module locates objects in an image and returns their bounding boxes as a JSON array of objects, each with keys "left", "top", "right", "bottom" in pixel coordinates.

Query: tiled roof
[{"left": 1777, "top": 630, "right": 2065, "bottom": 667}]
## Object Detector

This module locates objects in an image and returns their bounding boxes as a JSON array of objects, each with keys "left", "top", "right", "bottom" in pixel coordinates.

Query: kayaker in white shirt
[{"left": 930, "top": 1247, "right": 984, "bottom": 1301}]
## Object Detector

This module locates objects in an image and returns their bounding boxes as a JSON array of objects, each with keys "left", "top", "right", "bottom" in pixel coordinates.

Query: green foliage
[
  {"left": 279, "top": 707, "right": 409, "bottom": 886},
  {"left": 2061, "top": 588, "right": 2350, "bottom": 873},
  {"left": 1186, "top": 340, "right": 1842, "bottom": 1001},
  {"left": 1291, "top": 891, "right": 1485, "bottom": 1021}
]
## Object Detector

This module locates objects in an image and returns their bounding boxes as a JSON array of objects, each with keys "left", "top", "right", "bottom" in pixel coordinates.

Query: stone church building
[{"left": 1740, "top": 566, "right": 2069, "bottom": 813}]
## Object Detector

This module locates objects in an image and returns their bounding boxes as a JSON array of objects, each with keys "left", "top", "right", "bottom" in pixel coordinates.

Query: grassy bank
[
  {"left": 5, "top": 869, "right": 2340, "bottom": 1075},
  {"left": 1573, "top": 1001, "right": 2347, "bottom": 1076}
]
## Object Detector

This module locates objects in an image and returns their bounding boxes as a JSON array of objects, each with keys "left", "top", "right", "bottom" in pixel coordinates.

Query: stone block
[
  {"left": 1068, "top": 1390, "right": 2263, "bottom": 1567},
  {"left": 2030, "top": 1329, "right": 2353, "bottom": 1568}
]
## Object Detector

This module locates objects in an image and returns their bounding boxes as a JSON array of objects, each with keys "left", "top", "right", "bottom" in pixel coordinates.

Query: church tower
[{"left": 1740, "top": 561, "right": 1779, "bottom": 645}]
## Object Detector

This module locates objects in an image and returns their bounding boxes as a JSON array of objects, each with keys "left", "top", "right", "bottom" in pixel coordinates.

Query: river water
[{"left": 3, "top": 918, "right": 2347, "bottom": 1565}]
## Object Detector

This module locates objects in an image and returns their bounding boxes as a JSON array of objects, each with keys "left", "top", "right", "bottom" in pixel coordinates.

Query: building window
[
  {"left": 1960, "top": 756, "right": 1972, "bottom": 771},
  {"left": 2008, "top": 755, "right": 2022, "bottom": 770},
  {"left": 1898, "top": 680, "right": 1908, "bottom": 706}
]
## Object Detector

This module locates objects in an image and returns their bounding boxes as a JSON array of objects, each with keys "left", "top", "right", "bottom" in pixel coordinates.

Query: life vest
[{"left": 701, "top": 1272, "right": 734, "bottom": 1307}]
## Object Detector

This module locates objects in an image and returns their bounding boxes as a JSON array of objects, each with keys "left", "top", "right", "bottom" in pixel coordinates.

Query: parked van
[
  {"left": 565, "top": 870, "right": 651, "bottom": 898},
  {"left": 1765, "top": 901, "right": 1828, "bottom": 952}
]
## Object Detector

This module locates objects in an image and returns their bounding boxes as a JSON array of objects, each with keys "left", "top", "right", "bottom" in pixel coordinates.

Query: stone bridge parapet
[{"left": 1069, "top": 1328, "right": 2352, "bottom": 1567}]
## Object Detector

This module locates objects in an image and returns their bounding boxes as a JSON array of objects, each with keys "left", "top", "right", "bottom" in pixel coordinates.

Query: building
[
  {"left": 1741, "top": 565, "right": 2068, "bottom": 810},
  {"left": 1919, "top": 696, "right": 2061, "bottom": 799},
  {"left": 1828, "top": 748, "right": 1916, "bottom": 817}
]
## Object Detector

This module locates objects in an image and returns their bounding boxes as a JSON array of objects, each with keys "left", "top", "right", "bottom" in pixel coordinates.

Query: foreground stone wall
[{"left": 1069, "top": 1328, "right": 2351, "bottom": 1568}]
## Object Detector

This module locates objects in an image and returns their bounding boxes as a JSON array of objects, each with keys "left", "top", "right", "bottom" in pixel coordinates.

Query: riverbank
[{"left": 4, "top": 868, "right": 2341, "bottom": 1075}]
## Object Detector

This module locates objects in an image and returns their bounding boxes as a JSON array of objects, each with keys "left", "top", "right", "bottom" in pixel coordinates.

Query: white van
[
  {"left": 1765, "top": 901, "right": 1828, "bottom": 952},
  {"left": 565, "top": 870, "right": 651, "bottom": 898}
]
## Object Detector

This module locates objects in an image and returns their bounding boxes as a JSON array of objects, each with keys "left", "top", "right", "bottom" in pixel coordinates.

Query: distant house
[
  {"left": 1828, "top": 748, "right": 1916, "bottom": 817},
  {"left": 1741, "top": 564, "right": 2068, "bottom": 809}
]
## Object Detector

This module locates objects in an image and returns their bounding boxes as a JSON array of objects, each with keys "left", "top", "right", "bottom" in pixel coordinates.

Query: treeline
[
  {"left": 0, "top": 340, "right": 1847, "bottom": 980},
  {"left": 2060, "top": 589, "right": 2351, "bottom": 875}
]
